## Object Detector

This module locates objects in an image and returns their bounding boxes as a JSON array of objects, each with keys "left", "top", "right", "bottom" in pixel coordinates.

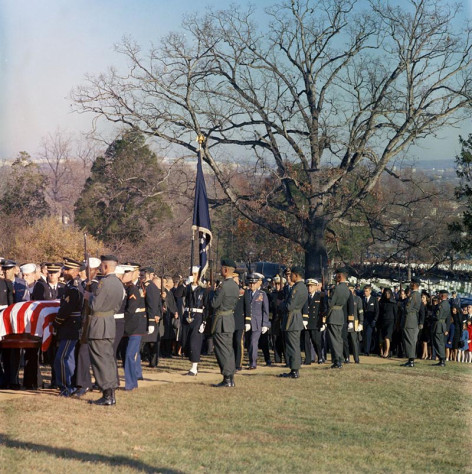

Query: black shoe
[
  {"left": 235, "top": 367, "right": 242, "bottom": 372},
  {"left": 303, "top": 360, "right": 312, "bottom": 366},
  {"left": 401, "top": 360, "right": 415, "bottom": 367},
  {"left": 184, "top": 371, "right": 197, "bottom": 376},
  {"left": 246, "top": 366, "right": 256, "bottom": 370},
  {"left": 318, "top": 359, "right": 325, "bottom": 365},
  {"left": 230, "top": 375, "right": 235, "bottom": 387},
  {"left": 344, "top": 358, "right": 350, "bottom": 364},
  {"left": 73, "top": 387, "right": 90, "bottom": 397},
  {"left": 278, "top": 372, "right": 292, "bottom": 378},
  {"left": 91, "top": 389, "right": 115, "bottom": 406},
  {"left": 288, "top": 370, "right": 299, "bottom": 379},
  {"left": 92, "top": 383, "right": 100, "bottom": 391},
  {"left": 330, "top": 363, "right": 343, "bottom": 369},
  {"left": 212, "top": 377, "right": 232, "bottom": 387},
  {"left": 433, "top": 361, "right": 445, "bottom": 367},
  {"left": 354, "top": 359, "right": 360, "bottom": 364},
  {"left": 265, "top": 361, "right": 272, "bottom": 367}
]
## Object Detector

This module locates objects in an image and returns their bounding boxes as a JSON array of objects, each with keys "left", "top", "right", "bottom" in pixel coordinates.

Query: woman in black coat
[{"left": 378, "top": 288, "right": 398, "bottom": 358}]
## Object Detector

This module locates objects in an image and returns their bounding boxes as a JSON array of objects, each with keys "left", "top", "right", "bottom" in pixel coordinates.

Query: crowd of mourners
[{"left": 0, "top": 257, "right": 471, "bottom": 404}]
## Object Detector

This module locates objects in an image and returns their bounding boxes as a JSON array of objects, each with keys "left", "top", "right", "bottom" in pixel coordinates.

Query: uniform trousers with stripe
[
  {"left": 233, "top": 329, "right": 244, "bottom": 369},
  {"left": 54, "top": 339, "right": 77, "bottom": 391},
  {"left": 185, "top": 318, "right": 204, "bottom": 363}
]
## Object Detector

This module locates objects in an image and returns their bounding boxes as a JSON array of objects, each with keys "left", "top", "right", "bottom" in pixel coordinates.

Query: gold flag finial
[{"left": 196, "top": 134, "right": 205, "bottom": 149}]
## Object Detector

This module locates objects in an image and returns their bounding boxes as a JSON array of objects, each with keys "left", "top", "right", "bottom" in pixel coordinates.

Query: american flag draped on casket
[{"left": 0, "top": 301, "right": 60, "bottom": 351}]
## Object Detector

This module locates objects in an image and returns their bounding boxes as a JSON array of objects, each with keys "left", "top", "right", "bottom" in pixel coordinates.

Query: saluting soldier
[
  {"left": 211, "top": 258, "right": 239, "bottom": 387},
  {"left": 432, "top": 290, "right": 450, "bottom": 367},
  {"left": 53, "top": 258, "right": 84, "bottom": 397},
  {"left": 401, "top": 277, "right": 422, "bottom": 367},
  {"left": 182, "top": 266, "right": 208, "bottom": 376},
  {"left": 347, "top": 282, "right": 363, "bottom": 364},
  {"left": 327, "top": 268, "right": 351, "bottom": 369},
  {"left": 84, "top": 255, "right": 125, "bottom": 406},
  {"left": 304, "top": 278, "right": 326, "bottom": 365},
  {"left": 279, "top": 266, "right": 308, "bottom": 379},
  {"left": 243, "top": 273, "right": 270, "bottom": 370}
]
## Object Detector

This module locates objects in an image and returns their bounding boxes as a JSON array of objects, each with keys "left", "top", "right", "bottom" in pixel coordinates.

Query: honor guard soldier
[
  {"left": 327, "top": 268, "right": 351, "bottom": 369},
  {"left": 279, "top": 266, "right": 308, "bottom": 379},
  {"left": 84, "top": 255, "right": 125, "bottom": 406},
  {"left": 182, "top": 266, "right": 208, "bottom": 376},
  {"left": 304, "top": 278, "right": 326, "bottom": 365},
  {"left": 31, "top": 263, "right": 64, "bottom": 300},
  {"left": 123, "top": 263, "right": 147, "bottom": 391},
  {"left": 401, "top": 277, "right": 423, "bottom": 367},
  {"left": 347, "top": 283, "right": 363, "bottom": 364},
  {"left": 232, "top": 271, "right": 245, "bottom": 371},
  {"left": 140, "top": 266, "right": 162, "bottom": 369},
  {"left": 211, "top": 258, "right": 239, "bottom": 387},
  {"left": 432, "top": 290, "right": 450, "bottom": 367},
  {"left": 53, "top": 258, "right": 84, "bottom": 396},
  {"left": 243, "top": 273, "right": 270, "bottom": 370}
]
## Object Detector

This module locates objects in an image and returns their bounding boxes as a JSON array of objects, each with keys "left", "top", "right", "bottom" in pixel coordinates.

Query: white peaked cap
[
  {"left": 191, "top": 266, "right": 200, "bottom": 274},
  {"left": 20, "top": 263, "right": 36, "bottom": 275},
  {"left": 88, "top": 257, "right": 101, "bottom": 269},
  {"left": 115, "top": 265, "right": 125, "bottom": 275}
]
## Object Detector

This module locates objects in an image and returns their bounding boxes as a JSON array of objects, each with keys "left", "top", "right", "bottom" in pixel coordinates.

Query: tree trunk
[{"left": 304, "top": 219, "right": 328, "bottom": 279}]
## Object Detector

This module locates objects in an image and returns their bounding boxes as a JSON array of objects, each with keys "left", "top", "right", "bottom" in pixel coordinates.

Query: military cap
[
  {"left": 221, "top": 258, "right": 236, "bottom": 269},
  {"left": 439, "top": 289, "right": 449, "bottom": 295},
  {"left": 100, "top": 254, "right": 118, "bottom": 263},
  {"left": 141, "top": 266, "right": 155, "bottom": 274},
  {"left": 1, "top": 259, "right": 16, "bottom": 269},
  {"left": 335, "top": 267, "right": 349, "bottom": 276},
  {"left": 124, "top": 262, "right": 140, "bottom": 271},
  {"left": 63, "top": 257, "right": 81, "bottom": 270},
  {"left": 20, "top": 263, "right": 36, "bottom": 274},
  {"left": 247, "top": 273, "right": 262, "bottom": 283},
  {"left": 306, "top": 278, "right": 320, "bottom": 285},
  {"left": 291, "top": 266, "right": 305, "bottom": 278},
  {"left": 191, "top": 266, "right": 200, "bottom": 274},
  {"left": 411, "top": 277, "right": 421, "bottom": 284},
  {"left": 347, "top": 282, "right": 355, "bottom": 288},
  {"left": 88, "top": 257, "right": 101, "bottom": 269},
  {"left": 46, "top": 263, "right": 62, "bottom": 273},
  {"left": 121, "top": 264, "right": 136, "bottom": 273},
  {"left": 115, "top": 265, "right": 126, "bottom": 275}
]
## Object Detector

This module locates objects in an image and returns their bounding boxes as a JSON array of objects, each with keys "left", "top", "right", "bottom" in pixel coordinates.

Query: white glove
[
  {"left": 245, "top": 324, "right": 251, "bottom": 332},
  {"left": 303, "top": 321, "right": 308, "bottom": 330},
  {"left": 261, "top": 326, "right": 268, "bottom": 334},
  {"left": 348, "top": 322, "right": 354, "bottom": 330},
  {"left": 357, "top": 323, "right": 363, "bottom": 332},
  {"left": 320, "top": 324, "right": 326, "bottom": 332},
  {"left": 198, "top": 323, "right": 205, "bottom": 334}
]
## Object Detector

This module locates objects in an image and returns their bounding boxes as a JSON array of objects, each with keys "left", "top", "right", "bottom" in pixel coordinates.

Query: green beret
[{"left": 221, "top": 258, "right": 236, "bottom": 269}]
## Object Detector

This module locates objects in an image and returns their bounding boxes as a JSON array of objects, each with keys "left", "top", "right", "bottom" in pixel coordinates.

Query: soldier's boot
[
  {"left": 289, "top": 370, "right": 299, "bottom": 378},
  {"left": 401, "top": 359, "right": 415, "bottom": 367},
  {"left": 229, "top": 374, "right": 235, "bottom": 387},
  {"left": 433, "top": 359, "right": 445, "bottom": 367},
  {"left": 212, "top": 376, "right": 232, "bottom": 387},
  {"left": 92, "top": 389, "right": 115, "bottom": 406}
]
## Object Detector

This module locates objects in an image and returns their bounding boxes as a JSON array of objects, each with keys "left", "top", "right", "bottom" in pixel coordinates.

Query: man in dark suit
[
  {"left": 347, "top": 283, "right": 363, "bottom": 364},
  {"left": 304, "top": 278, "right": 326, "bottom": 365},
  {"left": 362, "top": 284, "right": 379, "bottom": 356},
  {"left": 401, "top": 277, "right": 423, "bottom": 367},
  {"left": 243, "top": 273, "right": 270, "bottom": 369}
]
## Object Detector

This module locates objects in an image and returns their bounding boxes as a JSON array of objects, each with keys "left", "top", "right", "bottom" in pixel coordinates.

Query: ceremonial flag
[
  {"left": 192, "top": 148, "right": 212, "bottom": 279},
  {"left": 0, "top": 301, "right": 60, "bottom": 351}
]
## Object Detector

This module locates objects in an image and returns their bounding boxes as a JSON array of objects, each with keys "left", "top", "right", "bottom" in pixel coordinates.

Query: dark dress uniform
[
  {"left": 182, "top": 284, "right": 207, "bottom": 363},
  {"left": 53, "top": 276, "right": 83, "bottom": 395},
  {"left": 161, "top": 288, "right": 178, "bottom": 357},
  {"left": 304, "top": 290, "right": 326, "bottom": 364},
  {"left": 211, "top": 277, "right": 239, "bottom": 386},
  {"left": 0, "top": 277, "right": 14, "bottom": 388},
  {"left": 327, "top": 281, "right": 350, "bottom": 368},
  {"left": 345, "top": 292, "right": 363, "bottom": 363},
  {"left": 232, "top": 291, "right": 245, "bottom": 370},
  {"left": 123, "top": 281, "right": 147, "bottom": 390},
  {"left": 432, "top": 297, "right": 450, "bottom": 365},
  {"left": 281, "top": 280, "right": 308, "bottom": 376},
  {"left": 142, "top": 279, "right": 162, "bottom": 367},
  {"left": 402, "top": 289, "right": 422, "bottom": 366},
  {"left": 243, "top": 288, "right": 270, "bottom": 368},
  {"left": 88, "top": 272, "right": 125, "bottom": 401},
  {"left": 362, "top": 295, "right": 379, "bottom": 355},
  {"left": 269, "top": 288, "right": 286, "bottom": 363}
]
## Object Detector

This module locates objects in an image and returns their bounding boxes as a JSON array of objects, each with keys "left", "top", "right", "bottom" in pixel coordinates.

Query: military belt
[
  {"left": 136, "top": 308, "right": 146, "bottom": 313},
  {"left": 331, "top": 305, "right": 343, "bottom": 310},
  {"left": 70, "top": 312, "right": 81, "bottom": 317},
  {"left": 185, "top": 307, "right": 204, "bottom": 313},
  {"left": 114, "top": 313, "right": 124, "bottom": 319},
  {"left": 92, "top": 310, "right": 115, "bottom": 318}
]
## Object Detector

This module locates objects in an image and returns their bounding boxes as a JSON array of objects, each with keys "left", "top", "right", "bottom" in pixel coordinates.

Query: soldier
[
  {"left": 84, "top": 255, "right": 125, "bottom": 406},
  {"left": 232, "top": 271, "right": 245, "bottom": 371},
  {"left": 140, "top": 266, "right": 162, "bottom": 368},
  {"left": 123, "top": 263, "right": 147, "bottom": 391},
  {"left": 244, "top": 273, "right": 270, "bottom": 370},
  {"left": 31, "top": 263, "right": 65, "bottom": 300},
  {"left": 327, "top": 268, "right": 351, "bottom": 369},
  {"left": 304, "top": 278, "right": 326, "bottom": 365},
  {"left": 182, "top": 266, "right": 208, "bottom": 376},
  {"left": 432, "top": 290, "right": 450, "bottom": 367},
  {"left": 362, "top": 284, "right": 379, "bottom": 356},
  {"left": 401, "top": 277, "right": 423, "bottom": 367},
  {"left": 347, "top": 282, "right": 363, "bottom": 364},
  {"left": 211, "top": 258, "right": 239, "bottom": 387},
  {"left": 53, "top": 258, "right": 84, "bottom": 396},
  {"left": 279, "top": 266, "right": 308, "bottom": 379},
  {"left": 269, "top": 275, "right": 286, "bottom": 364},
  {"left": 0, "top": 259, "right": 15, "bottom": 389}
]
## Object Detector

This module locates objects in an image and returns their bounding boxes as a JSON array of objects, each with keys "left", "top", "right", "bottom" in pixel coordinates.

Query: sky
[{"left": 0, "top": 0, "right": 471, "bottom": 162}]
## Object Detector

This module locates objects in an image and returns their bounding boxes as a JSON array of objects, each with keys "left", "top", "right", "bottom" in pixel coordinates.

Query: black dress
[{"left": 379, "top": 298, "right": 397, "bottom": 340}]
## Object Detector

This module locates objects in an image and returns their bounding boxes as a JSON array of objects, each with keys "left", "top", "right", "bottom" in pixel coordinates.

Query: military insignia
[
  {"left": 129, "top": 294, "right": 137, "bottom": 300},
  {"left": 139, "top": 289, "right": 145, "bottom": 297},
  {"left": 256, "top": 294, "right": 263, "bottom": 302}
]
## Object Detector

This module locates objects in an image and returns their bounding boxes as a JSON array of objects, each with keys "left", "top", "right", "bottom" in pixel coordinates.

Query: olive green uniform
[
  {"left": 211, "top": 277, "right": 239, "bottom": 377},
  {"left": 432, "top": 300, "right": 450, "bottom": 361},
  {"left": 282, "top": 280, "right": 308, "bottom": 371},
  {"left": 327, "top": 282, "right": 350, "bottom": 365},
  {"left": 402, "top": 290, "right": 422, "bottom": 360}
]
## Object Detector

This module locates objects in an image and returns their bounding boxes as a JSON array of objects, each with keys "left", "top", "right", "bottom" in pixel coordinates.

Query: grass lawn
[{"left": 0, "top": 355, "right": 471, "bottom": 473}]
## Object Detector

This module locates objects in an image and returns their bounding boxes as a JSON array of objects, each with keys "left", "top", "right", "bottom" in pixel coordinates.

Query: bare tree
[{"left": 72, "top": 0, "right": 472, "bottom": 276}]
